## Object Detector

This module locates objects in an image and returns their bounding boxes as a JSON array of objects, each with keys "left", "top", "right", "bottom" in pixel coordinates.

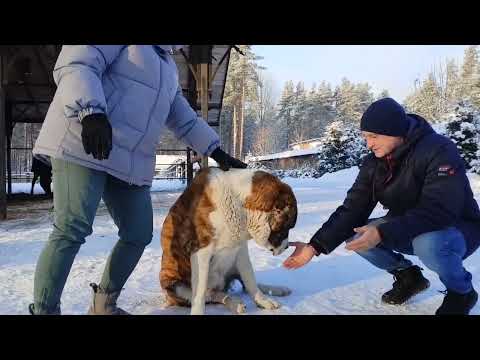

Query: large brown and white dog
[{"left": 160, "top": 167, "right": 297, "bottom": 315}]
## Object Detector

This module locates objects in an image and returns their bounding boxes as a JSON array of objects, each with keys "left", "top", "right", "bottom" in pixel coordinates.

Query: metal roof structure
[{"left": 0, "top": 45, "right": 235, "bottom": 219}]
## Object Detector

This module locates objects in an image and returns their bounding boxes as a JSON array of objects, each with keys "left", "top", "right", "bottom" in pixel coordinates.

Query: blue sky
[{"left": 251, "top": 45, "right": 469, "bottom": 103}]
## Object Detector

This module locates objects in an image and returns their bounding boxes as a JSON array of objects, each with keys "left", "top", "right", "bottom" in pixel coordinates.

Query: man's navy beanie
[{"left": 360, "top": 97, "right": 410, "bottom": 137}]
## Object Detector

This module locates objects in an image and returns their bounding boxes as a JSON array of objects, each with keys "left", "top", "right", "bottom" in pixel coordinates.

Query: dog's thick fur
[{"left": 160, "top": 168, "right": 297, "bottom": 314}]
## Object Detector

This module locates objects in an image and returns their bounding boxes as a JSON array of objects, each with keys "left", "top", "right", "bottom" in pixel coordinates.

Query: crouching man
[{"left": 284, "top": 98, "right": 479, "bottom": 315}]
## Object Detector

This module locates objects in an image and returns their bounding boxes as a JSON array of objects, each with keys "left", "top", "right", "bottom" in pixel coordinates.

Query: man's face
[{"left": 361, "top": 131, "right": 404, "bottom": 158}]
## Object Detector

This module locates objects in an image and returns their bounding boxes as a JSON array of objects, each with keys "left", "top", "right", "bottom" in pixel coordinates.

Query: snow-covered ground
[
  {"left": 1, "top": 167, "right": 479, "bottom": 315},
  {"left": 8, "top": 179, "right": 188, "bottom": 195},
  {"left": 7, "top": 182, "right": 47, "bottom": 195}
]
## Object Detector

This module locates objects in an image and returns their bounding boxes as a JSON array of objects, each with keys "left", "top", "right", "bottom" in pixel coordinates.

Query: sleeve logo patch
[{"left": 438, "top": 165, "right": 455, "bottom": 176}]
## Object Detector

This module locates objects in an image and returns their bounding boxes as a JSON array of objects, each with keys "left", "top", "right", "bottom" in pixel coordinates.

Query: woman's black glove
[
  {"left": 210, "top": 148, "right": 247, "bottom": 171},
  {"left": 81, "top": 113, "right": 112, "bottom": 161}
]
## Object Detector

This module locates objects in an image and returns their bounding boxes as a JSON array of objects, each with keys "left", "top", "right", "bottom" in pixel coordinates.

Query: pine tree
[
  {"left": 443, "top": 100, "right": 480, "bottom": 172},
  {"left": 355, "top": 82, "right": 374, "bottom": 119},
  {"left": 460, "top": 46, "right": 479, "bottom": 100},
  {"left": 245, "top": 69, "right": 278, "bottom": 155},
  {"left": 334, "top": 78, "right": 374, "bottom": 125},
  {"left": 222, "top": 45, "right": 262, "bottom": 159},
  {"left": 421, "top": 72, "right": 442, "bottom": 121},
  {"left": 291, "top": 81, "right": 308, "bottom": 143},
  {"left": 304, "top": 83, "right": 318, "bottom": 139},
  {"left": 276, "top": 80, "right": 296, "bottom": 150},
  {"left": 313, "top": 81, "right": 336, "bottom": 136},
  {"left": 376, "top": 89, "right": 390, "bottom": 100},
  {"left": 446, "top": 59, "right": 461, "bottom": 105},
  {"left": 316, "top": 121, "right": 368, "bottom": 174},
  {"left": 404, "top": 72, "right": 442, "bottom": 121},
  {"left": 334, "top": 78, "right": 357, "bottom": 124}
]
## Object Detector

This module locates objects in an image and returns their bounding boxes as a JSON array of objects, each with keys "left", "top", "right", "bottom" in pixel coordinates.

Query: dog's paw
[
  {"left": 224, "top": 296, "right": 247, "bottom": 315},
  {"left": 258, "top": 283, "right": 292, "bottom": 297},
  {"left": 233, "top": 301, "right": 247, "bottom": 314},
  {"left": 254, "top": 292, "right": 281, "bottom": 310}
]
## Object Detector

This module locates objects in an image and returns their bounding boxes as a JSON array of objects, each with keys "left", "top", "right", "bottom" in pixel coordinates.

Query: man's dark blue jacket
[{"left": 310, "top": 114, "right": 480, "bottom": 258}]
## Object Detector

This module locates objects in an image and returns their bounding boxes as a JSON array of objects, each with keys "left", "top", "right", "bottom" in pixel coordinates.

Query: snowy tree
[
  {"left": 222, "top": 45, "right": 262, "bottom": 159},
  {"left": 334, "top": 78, "right": 374, "bottom": 125},
  {"left": 334, "top": 78, "right": 357, "bottom": 124},
  {"left": 404, "top": 72, "right": 442, "bottom": 121},
  {"left": 445, "top": 59, "right": 461, "bottom": 105},
  {"left": 243, "top": 69, "right": 279, "bottom": 156},
  {"left": 308, "top": 81, "right": 336, "bottom": 138},
  {"left": 404, "top": 58, "right": 465, "bottom": 122},
  {"left": 376, "top": 89, "right": 390, "bottom": 100},
  {"left": 254, "top": 70, "right": 276, "bottom": 128},
  {"left": 460, "top": 46, "right": 479, "bottom": 104},
  {"left": 303, "top": 83, "right": 318, "bottom": 139},
  {"left": 316, "top": 121, "right": 368, "bottom": 174},
  {"left": 276, "top": 80, "right": 296, "bottom": 150},
  {"left": 442, "top": 100, "right": 480, "bottom": 172},
  {"left": 317, "top": 81, "right": 336, "bottom": 113},
  {"left": 251, "top": 126, "right": 276, "bottom": 156},
  {"left": 291, "top": 81, "right": 309, "bottom": 143},
  {"left": 420, "top": 72, "right": 442, "bottom": 120},
  {"left": 355, "top": 82, "right": 375, "bottom": 119}
]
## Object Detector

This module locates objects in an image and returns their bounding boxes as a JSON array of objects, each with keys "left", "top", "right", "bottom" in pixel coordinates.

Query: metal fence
[
  {"left": 154, "top": 149, "right": 191, "bottom": 181},
  {"left": 4, "top": 147, "right": 195, "bottom": 194},
  {"left": 10, "top": 147, "right": 34, "bottom": 183}
]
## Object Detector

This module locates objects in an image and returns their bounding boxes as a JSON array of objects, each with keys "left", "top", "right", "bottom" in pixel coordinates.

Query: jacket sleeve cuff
[
  {"left": 78, "top": 106, "right": 105, "bottom": 123},
  {"left": 205, "top": 140, "right": 221, "bottom": 156},
  {"left": 308, "top": 240, "right": 325, "bottom": 256}
]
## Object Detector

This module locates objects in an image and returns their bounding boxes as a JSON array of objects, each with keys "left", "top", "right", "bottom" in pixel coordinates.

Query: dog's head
[{"left": 245, "top": 171, "right": 297, "bottom": 255}]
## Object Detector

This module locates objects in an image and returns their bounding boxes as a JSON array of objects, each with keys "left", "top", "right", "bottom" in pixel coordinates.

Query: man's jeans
[{"left": 350, "top": 218, "right": 474, "bottom": 294}]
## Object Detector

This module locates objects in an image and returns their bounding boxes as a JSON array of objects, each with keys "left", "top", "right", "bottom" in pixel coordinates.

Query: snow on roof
[
  {"left": 289, "top": 137, "right": 323, "bottom": 146},
  {"left": 248, "top": 147, "right": 321, "bottom": 162}
]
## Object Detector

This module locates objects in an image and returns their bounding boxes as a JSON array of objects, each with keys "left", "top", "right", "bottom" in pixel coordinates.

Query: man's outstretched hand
[
  {"left": 283, "top": 242, "right": 317, "bottom": 270},
  {"left": 345, "top": 225, "right": 382, "bottom": 252}
]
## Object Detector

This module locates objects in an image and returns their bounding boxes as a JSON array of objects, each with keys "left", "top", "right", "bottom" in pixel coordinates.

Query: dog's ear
[
  {"left": 246, "top": 172, "right": 281, "bottom": 212},
  {"left": 271, "top": 194, "right": 290, "bottom": 232},
  {"left": 272, "top": 188, "right": 297, "bottom": 230},
  {"left": 270, "top": 208, "right": 286, "bottom": 232},
  {"left": 274, "top": 193, "right": 287, "bottom": 211},
  {"left": 274, "top": 186, "right": 296, "bottom": 211}
]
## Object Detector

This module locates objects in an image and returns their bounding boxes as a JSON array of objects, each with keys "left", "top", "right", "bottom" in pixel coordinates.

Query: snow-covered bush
[
  {"left": 441, "top": 100, "right": 480, "bottom": 173},
  {"left": 315, "top": 121, "right": 368, "bottom": 174}
]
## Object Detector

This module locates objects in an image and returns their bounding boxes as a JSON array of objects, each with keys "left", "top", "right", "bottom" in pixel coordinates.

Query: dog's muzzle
[{"left": 271, "top": 238, "right": 289, "bottom": 256}]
